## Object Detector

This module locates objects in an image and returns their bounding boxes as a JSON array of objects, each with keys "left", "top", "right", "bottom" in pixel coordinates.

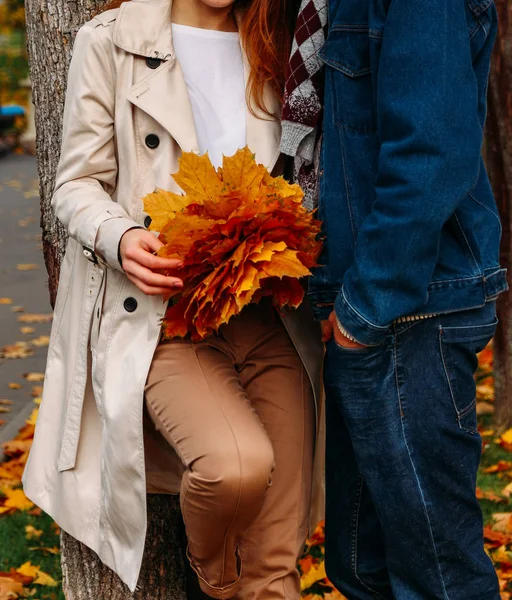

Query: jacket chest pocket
[{"left": 320, "top": 26, "right": 376, "bottom": 133}]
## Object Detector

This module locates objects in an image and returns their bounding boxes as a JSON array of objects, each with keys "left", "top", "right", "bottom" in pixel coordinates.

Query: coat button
[
  {"left": 123, "top": 297, "right": 138, "bottom": 313},
  {"left": 145, "top": 134, "right": 160, "bottom": 149},
  {"left": 146, "top": 57, "right": 161, "bottom": 69},
  {"left": 144, "top": 215, "right": 152, "bottom": 228}
]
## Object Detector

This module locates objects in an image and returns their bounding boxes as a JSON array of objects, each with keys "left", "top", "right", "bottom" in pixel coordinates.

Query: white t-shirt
[{"left": 171, "top": 23, "right": 247, "bottom": 169}]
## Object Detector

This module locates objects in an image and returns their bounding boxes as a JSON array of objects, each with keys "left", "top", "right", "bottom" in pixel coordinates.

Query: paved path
[{"left": 0, "top": 154, "right": 52, "bottom": 448}]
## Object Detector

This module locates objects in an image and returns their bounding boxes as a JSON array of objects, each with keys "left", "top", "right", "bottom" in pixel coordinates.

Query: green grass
[{"left": 0, "top": 509, "right": 64, "bottom": 600}]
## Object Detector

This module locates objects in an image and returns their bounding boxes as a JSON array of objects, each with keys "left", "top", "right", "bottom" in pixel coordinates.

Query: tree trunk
[
  {"left": 24, "top": 1, "right": 193, "bottom": 596},
  {"left": 486, "top": 0, "right": 512, "bottom": 429}
]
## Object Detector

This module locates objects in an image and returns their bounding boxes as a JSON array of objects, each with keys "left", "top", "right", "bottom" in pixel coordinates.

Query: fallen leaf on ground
[
  {"left": 19, "top": 327, "right": 35, "bottom": 334},
  {"left": 503, "top": 483, "right": 512, "bottom": 499},
  {"left": 25, "top": 526, "right": 43, "bottom": 540},
  {"left": 0, "top": 400, "right": 13, "bottom": 406},
  {"left": 477, "top": 384, "right": 495, "bottom": 401},
  {"left": 30, "top": 336, "right": 49, "bottom": 348},
  {"left": 493, "top": 513, "right": 512, "bottom": 534},
  {"left": 28, "top": 546, "right": 59, "bottom": 556},
  {"left": 300, "top": 562, "right": 327, "bottom": 591},
  {"left": 16, "top": 563, "right": 57, "bottom": 587},
  {"left": 26, "top": 409, "right": 38, "bottom": 427},
  {"left": 11, "top": 306, "right": 24, "bottom": 313},
  {"left": 17, "top": 314, "right": 52, "bottom": 324},
  {"left": 493, "top": 546, "right": 512, "bottom": 566},
  {"left": 30, "top": 386, "right": 42, "bottom": 398},
  {"left": 0, "top": 575, "right": 25, "bottom": 598},
  {"left": 484, "top": 462, "right": 512, "bottom": 474},
  {"left": 1, "top": 488, "right": 34, "bottom": 512},
  {"left": 477, "top": 488, "right": 507, "bottom": 503},
  {"left": 1, "top": 343, "right": 34, "bottom": 360},
  {"left": 485, "top": 526, "right": 512, "bottom": 548},
  {"left": 8, "top": 383, "right": 22, "bottom": 390},
  {"left": 0, "top": 407, "right": 11, "bottom": 414},
  {"left": 0, "top": 298, "right": 13, "bottom": 305},
  {"left": 23, "top": 373, "right": 44, "bottom": 383},
  {"left": 16, "top": 264, "right": 38, "bottom": 271},
  {"left": 477, "top": 401, "right": 495, "bottom": 416}
]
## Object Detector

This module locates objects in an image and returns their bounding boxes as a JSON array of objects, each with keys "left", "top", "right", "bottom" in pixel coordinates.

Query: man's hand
[
  {"left": 321, "top": 311, "right": 367, "bottom": 349},
  {"left": 119, "top": 229, "right": 183, "bottom": 296}
]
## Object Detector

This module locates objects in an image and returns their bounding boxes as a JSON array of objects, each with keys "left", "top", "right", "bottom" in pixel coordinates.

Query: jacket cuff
[
  {"left": 95, "top": 217, "right": 142, "bottom": 271},
  {"left": 334, "top": 288, "right": 390, "bottom": 347}
]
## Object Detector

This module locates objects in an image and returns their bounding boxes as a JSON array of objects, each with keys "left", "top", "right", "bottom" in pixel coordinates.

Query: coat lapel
[
  {"left": 126, "top": 59, "right": 200, "bottom": 154},
  {"left": 116, "top": 0, "right": 281, "bottom": 169}
]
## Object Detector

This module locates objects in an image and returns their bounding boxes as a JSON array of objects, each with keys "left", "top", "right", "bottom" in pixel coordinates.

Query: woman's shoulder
[{"left": 72, "top": 8, "right": 121, "bottom": 57}]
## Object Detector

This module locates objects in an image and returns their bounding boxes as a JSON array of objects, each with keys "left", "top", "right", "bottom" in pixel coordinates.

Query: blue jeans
[{"left": 324, "top": 302, "right": 500, "bottom": 600}]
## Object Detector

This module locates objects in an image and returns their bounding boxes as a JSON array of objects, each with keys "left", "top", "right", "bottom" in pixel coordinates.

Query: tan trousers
[{"left": 144, "top": 301, "right": 315, "bottom": 600}]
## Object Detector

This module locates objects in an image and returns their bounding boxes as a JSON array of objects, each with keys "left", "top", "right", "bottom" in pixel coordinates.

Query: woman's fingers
[
  {"left": 125, "top": 272, "right": 176, "bottom": 297},
  {"left": 124, "top": 260, "right": 183, "bottom": 289},
  {"left": 135, "top": 248, "right": 183, "bottom": 271}
]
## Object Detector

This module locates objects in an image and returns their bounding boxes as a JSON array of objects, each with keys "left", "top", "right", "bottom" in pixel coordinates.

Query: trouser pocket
[{"left": 439, "top": 316, "right": 498, "bottom": 433}]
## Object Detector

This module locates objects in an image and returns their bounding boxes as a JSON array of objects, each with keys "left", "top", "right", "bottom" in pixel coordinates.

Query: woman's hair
[{"left": 98, "top": 0, "right": 298, "bottom": 116}]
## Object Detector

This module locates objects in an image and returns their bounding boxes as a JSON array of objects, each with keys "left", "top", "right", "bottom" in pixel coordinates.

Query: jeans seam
[
  {"left": 350, "top": 475, "right": 385, "bottom": 600},
  {"left": 438, "top": 332, "right": 478, "bottom": 435},
  {"left": 394, "top": 333, "right": 450, "bottom": 600},
  {"left": 339, "top": 126, "right": 358, "bottom": 243},
  {"left": 453, "top": 212, "right": 482, "bottom": 277}
]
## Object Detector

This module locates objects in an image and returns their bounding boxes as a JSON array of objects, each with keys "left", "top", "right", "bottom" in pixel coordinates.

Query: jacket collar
[
  {"left": 113, "top": 0, "right": 174, "bottom": 60},
  {"left": 116, "top": 0, "right": 282, "bottom": 171}
]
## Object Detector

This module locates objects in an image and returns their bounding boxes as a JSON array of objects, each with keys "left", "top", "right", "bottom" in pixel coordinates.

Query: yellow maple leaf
[
  {"left": 300, "top": 561, "right": 327, "bottom": 591},
  {"left": 3, "top": 488, "right": 34, "bottom": 511},
  {"left": 143, "top": 188, "right": 191, "bottom": 232},
  {"left": 16, "top": 563, "right": 57, "bottom": 587},
  {"left": 26, "top": 409, "right": 38, "bottom": 427},
  {"left": 493, "top": 545, "right": 512, "bottom": 564},
  {"left": 248, "top": 241, "right": 287, "bottom": 264},
  {"left": 501, "top": 429, "right": 512, "bottom": 446},
  {"left": 25, "top": 525, "right": 43, "bottom": 540},
  {"left": 173, "top": 152, "right": 223, "bottom": 205},
  {"left": 261, "top": 249, "right": 312, "bottom": 279},
  {"left": 220, "top": 147, "right": 265, "bottom": 197}
]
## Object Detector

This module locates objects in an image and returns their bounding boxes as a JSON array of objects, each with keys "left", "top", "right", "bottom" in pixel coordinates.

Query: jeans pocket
[{"left": 439, "top": 317, "right": 497, "bottom": 434}]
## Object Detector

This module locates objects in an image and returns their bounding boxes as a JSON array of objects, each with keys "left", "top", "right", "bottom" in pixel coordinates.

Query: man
[{"left": 284, "top": 0, "right": 506, "bottom": 598}]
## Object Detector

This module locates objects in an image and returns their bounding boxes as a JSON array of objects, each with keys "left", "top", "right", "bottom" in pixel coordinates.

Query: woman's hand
[{"left": 119, "top": 228, "right": 184, "bottom": 296}]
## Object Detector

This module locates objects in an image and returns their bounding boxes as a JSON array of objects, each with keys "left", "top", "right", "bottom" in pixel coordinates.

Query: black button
[
  {"left": 123, "top": 297, "right": 138, "bottom": 313},
  {"left": 144, "top": 215, "right": 152, "bottom": 228},
  {"left": 146, "top": 57, "right": 161, "bottom": 69},
  {"left": 145, "top": 134, "right": 160, "bottom": 149}
]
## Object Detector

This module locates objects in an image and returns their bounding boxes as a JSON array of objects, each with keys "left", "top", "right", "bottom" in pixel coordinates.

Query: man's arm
[{"left": 335, "top": 0, "right": 484, "bottom": 346}]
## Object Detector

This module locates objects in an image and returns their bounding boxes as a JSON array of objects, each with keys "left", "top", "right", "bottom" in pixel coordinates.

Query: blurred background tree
[
  {"left": 487, "top": 0, "right": 512, "bottom": 429},
  {"left": 0, "top": 0, "right": 29, "bottom": 107}
]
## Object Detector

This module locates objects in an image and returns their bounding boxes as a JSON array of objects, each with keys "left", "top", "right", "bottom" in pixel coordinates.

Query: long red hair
[{"left": 98, "top": 0, "right": 297, "bottom": 115}]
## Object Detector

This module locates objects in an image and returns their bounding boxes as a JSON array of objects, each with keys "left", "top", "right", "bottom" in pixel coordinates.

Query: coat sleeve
[
  {"left": 334, "top": 0, "right": 486, "bottom": 346},
  {"left": 52, "top": 23, "right": 140, "bottom": 271}
]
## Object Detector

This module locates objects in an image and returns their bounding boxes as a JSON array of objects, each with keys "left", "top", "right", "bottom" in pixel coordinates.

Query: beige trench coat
[{"left": 22, "top": 0, "right": 325, "bottom": 592}]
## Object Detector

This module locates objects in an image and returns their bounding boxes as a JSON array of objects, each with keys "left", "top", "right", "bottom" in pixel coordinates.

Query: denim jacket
[{"left": 310, "top": 0, "right": 507, "bottom": 345}]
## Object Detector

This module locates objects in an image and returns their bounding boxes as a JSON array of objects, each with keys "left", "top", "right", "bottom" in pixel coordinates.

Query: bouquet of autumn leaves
[{"left": 143, "top": 147, "right": 322, "bottom": 341}]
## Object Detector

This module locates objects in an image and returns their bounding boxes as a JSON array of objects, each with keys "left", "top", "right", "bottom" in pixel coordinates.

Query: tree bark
[
  {"left": 24, "top": 1, "right": 192, "bottom": 596},
  {"left": 486, "top": 0, "right": 512, "bottom": 429}
]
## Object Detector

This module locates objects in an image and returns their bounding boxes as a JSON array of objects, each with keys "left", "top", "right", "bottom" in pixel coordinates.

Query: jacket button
[
  {"left": 123, "top": 297, "right": 138, "bottom": 313},
  {"left": 144, "top": 215, "right": 152, "bottom": 228},
  {"left": 146, "top": 57, "right": 161, "bottom": 69},
  {"left": 145, "top": 134, "right": 160, "bottom": 149}
]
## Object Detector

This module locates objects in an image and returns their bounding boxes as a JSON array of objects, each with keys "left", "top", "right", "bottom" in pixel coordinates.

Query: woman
[{"left": 22, "top": 0, "right": 324, "bottom": 598}]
